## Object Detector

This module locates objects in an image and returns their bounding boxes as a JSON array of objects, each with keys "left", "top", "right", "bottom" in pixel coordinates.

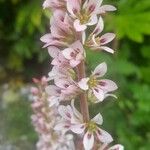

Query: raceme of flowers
[{"left": 30, "top": 0, "right": 124, "bottom": 150}]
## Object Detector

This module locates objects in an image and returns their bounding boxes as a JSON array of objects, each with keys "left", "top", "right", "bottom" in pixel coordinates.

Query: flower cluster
[
  {"left": 31, "top": 77, "right": 75, "bottom": 150},
  {"left": 31, "top": 0, "right": 124, "bottom": 150}
]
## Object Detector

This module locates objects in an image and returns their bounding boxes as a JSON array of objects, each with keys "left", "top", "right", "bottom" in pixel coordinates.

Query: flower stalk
[
  {"left": 31, "top": 0, "right": 125, "bottom": 149},
  {"left": 77, "top": 60, "right": 90, "bottom": 122}
]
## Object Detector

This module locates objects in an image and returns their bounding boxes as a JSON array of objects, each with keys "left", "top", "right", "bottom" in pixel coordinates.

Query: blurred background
[{"left": 0, "top": 0, "right": 150, "bottom": 149}]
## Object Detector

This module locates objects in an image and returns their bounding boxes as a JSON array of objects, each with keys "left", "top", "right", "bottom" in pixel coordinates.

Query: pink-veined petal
[
  {"left": 74, "top": 19, "right": 87, "bottom": 31},
  {"left": 92, "top": 62, "right": 107, "bottom": 77},
  {"left": 96, "top": 128, "right": 113, "bottom": 144},
  {"left": 70, "top": 59, "right": 81, "bottom": 68},
  {"left": 108, "top": 144, "right": 124, "bottom": 150},
  {"left": 100, "top": 46, "right": 114, "bottom": 54},
  {"left": 78, "top": 78, "right": 90, "bottom": 90},
  {"left": 71, "top": 124, "right": 85, "bottom": 134},
  {"left": 62, "top": 48, "right": 73, "bottom": 60},
  {"left": 83, "top": 131, "right": 94, "bottom": 150},
  {"left": 100, "top": 33, "right": 116, "bottom": 45},
  {"left": 86, "top": 0, "right": 103, "bottom": 14},
  {"left": 54, "top": 122, "right": 70, "bottom": 131},
  {"left": 93, "top": 88, "right": 105, "bottom": 102},
  {"left": 99, "top": 5, "right": 117, "bottom": 14},
  {"left": 91, "top": 113, "right": 103, "bottom": 125},
  {"left": 98, "top": 79, "right": 118, "bottom": 92},
  {"left": 67, "top": 0, "right": 81, "bottom": 17},
  {"left": 58, "top": 105, "right": 73, "bottom": 120}
]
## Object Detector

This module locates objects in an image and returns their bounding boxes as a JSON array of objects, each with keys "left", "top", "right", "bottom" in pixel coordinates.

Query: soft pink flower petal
[
  {"left": 100, "top": 33, "right": 116, "bottom": 45},
  {"left": 58, "top": 105, "right": 73, "bottom": 120},
  {"left": 100, "top": 46, "right": 114, "bottom": 54},
  {"left": 86, "top": 0, "right": 102, "bottom": 14},
  {"left": 96, "top": 128, "right": 113, "bottom": 144},
  {"left": 92, "top": 62, "right": 107, "bottom": 77},
  {"left": 48, "top": 46, "right": 60, "bottom": 58},
  {"left": 54, "top": 122, "right": 70, "bottom": 131},
  {"left": 71, "top": 124, "right": 85, "bottom": 134},
  {"left": 67, "top": 0, "right": 81, "bottom": 17},
  {"left": 98, "top": 79, "right": 118, "bottom": 92},
  {"left": 71, "top": 100, "right": 83, "bottom": 120},
  {"left": 78, "top": 78, "right": 90, "bottom": 90},
  {"left": 74, "top": 19, "right": 87, "bottom": 31},
  {"left": 40, "top": 34, "right": 52, "bottom": 43},
  {"left": 45, "top": 85, "right": 60, "bottom": 96},
  {"left": 93, "top": 88, "right": 105, "bottom": 101},
  {"left": 108, "top": 144, "right": 124, "bottom": 150},
  {"left": 91, "top": 113, "right": 103, "bottom": 125},
  {"left": 92, "top": 16, "right": 104, "bottom": 36},
  {"left": 87, "top": 15, "right": 98, "bottom": 26},
  {"left": 83, "top": 131, "right": 94, "bottom": 150},
  {"left": 99, "top": 5, "right": 117, "bottom": 14}
]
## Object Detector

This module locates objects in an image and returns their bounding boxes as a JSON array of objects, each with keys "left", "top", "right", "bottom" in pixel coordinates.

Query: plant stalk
[{"left": 77, "top": 60, "right": 90, "bottom": 122}]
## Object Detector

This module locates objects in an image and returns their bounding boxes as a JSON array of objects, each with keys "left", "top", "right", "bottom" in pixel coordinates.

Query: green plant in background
[{"left": 0, "top": 0, "right": 150, "bottom": 150}]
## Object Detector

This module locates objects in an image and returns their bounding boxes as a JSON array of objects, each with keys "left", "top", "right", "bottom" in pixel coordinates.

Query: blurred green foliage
[{"left": 0, "top": 0, "right": 150, "bottom": 149}]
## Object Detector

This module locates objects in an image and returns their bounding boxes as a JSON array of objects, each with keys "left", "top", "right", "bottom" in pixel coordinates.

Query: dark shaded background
[{"left": 0, "top": 0, "right": 150, "bottom": 149}]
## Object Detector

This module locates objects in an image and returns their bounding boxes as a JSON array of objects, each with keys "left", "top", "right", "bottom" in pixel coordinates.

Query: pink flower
[
  {"left": 55, "top": 101, "right": 113, "bottom": 150},
  {"left": 43, "top": 0, "right": 67, "bottom": 10},
  {"left": 78, "top": 62, "right": 118, "bottom": 102},
  {"left": 45, "top": 78, "right": 79, "bottom": 106},
  {"left": 66, "top": 0, "right": 116, "bottom": 31},
  {"left": 41, "top": 10, "right": 81, "bottom": 48},
  {"left": 48, "top": 46, "right": 70, "bottom": 68},
  {"left": 62, "top": 40, "right": 85, "bottom": 67},
  {"left": 84, "top": 17, "right": 116, "bottom": 53}
]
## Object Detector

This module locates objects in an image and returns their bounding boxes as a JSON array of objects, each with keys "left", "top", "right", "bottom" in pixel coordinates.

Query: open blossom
[
  {"left": 84, "top": 17, "right": 116, "bottom": 53},
  {"left": 41, "top": 10, "right": 81, "bottom": 48},
  {"left": 78, "top": 62, "right": 118, "bottom": 102},
  {"left": 62, "top": 40, "right": 85, "bottom": 67},
  {"left": 66, "top": 0, "right": 116, "bottom": 31},
  {"left": 55, "top": 101, "right": 113, "bottom": 150}
]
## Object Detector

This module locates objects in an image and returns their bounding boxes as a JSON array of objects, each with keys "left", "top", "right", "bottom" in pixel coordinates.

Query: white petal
[
  {"left": 96, "top": 128, "right": 113, "bottom": 144},
  {"left": 91, "top": 113, "right": 103, "bottom": 125},
  {"left": 83, "top": 132, "right": 94, "bottom": 150},
  {"left": 93, "top": 88, "right": 105, "bottom": 102},
  {"left": 87, "top": 15, "right": 98, "bottom": 26},
  {"left": 74, "top": 19, "right": 87, "bottom": 31},
  {"left": 71, "top": 124, "right": 85, "bottom": 134},
  {"left": 100, "top": 33, "right": 116, "bottom": 45},
  {"left": 40, "top": 34, "right": 52, "bottom": 43},
  {"left": 92, "top": 16, "right": 104, "bottom": 36},
  {"left": 99, "top": 5, "right": 117, "bottom": 14},
  {"left": 48, "top": 46, "right": 60, "bottom": 58},
  {"left": 98, "top": 79, "right": 118, "bottom": 92},
  {"left": 78, "top": 78, "right": 90, "bottom": 90},
  {"left": 100, "top": 46, "right": 114, "bottom": 54},
  {"left": 62, "top": 48, "right": 73, "bottom": 60},
  {"left": 93, "top": 62, "right": 107, "bottom": 77},
  {"left": 108, "top": 144, "right": 124, "bottom": 150}
]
